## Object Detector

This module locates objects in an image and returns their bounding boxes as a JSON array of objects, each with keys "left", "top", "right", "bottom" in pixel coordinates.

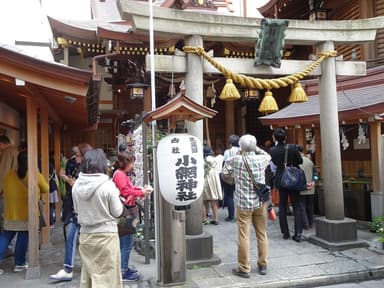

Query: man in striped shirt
[{"left": 226, "top": 134, "right": 271, "bottom": 278}]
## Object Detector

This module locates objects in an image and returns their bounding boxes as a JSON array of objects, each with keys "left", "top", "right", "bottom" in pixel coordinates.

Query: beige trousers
[
  {"left": 79, "top": 232, "right": 122, "bottom": 288},
  {"left": 236, "top": 203, "right": 268, "bottom": 273}
]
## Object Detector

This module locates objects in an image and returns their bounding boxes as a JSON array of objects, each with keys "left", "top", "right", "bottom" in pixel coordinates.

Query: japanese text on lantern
[{"left": 171, "top": 136, "right": 198, "bottom": 202}]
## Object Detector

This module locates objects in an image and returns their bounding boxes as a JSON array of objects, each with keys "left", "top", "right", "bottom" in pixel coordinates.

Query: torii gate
[{"left": 119, "top": 0, "right": 384, "bottom": 272}]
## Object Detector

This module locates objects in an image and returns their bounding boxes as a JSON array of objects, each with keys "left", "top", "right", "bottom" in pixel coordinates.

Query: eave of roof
[
  {"left": 144, "top": 93, "right": 217, "bottom": 123},
  {"left": 0, "top": 44, "right": 94, "bottom": 129},
  {"left": 259, "top": 84, "right": 384, "bottom": 127},
  {"left": 47, "top": 16, "right": 133, "bottom": 42}
]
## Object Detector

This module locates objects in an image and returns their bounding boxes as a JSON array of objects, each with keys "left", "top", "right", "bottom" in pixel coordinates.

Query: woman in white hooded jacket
[{"left": 72, "top": 148, "right": 123, "bottom": 288}]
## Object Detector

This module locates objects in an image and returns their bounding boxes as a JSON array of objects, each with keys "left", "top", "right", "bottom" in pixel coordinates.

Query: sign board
[
  {"left": 255, "top": 18, "right": 289, "bottom": 68},
  {"left": 157, "top": 133, "right": 204, "bottom": 206}
]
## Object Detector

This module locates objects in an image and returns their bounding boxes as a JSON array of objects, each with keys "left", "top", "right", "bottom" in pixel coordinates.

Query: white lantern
[{"left": 157, "top": 133, "right": 204, "bottom": 206}]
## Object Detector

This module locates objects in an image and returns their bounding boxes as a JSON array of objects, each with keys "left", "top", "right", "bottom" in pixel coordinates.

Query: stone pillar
[
  {"left": 309, "top": 41, "right": 367, "bottom": 250},
  {"left": 185, "top": 35, "right": 204, "bottom": 236},
  {"left": 184, "top": 35, "right": 220, "bottom": 266},
  {"left": 318, "top": 41, "right": 344, "bottom": 221},
  {"left": 370, "top": 122, "right": 384, "bottom": 218}
]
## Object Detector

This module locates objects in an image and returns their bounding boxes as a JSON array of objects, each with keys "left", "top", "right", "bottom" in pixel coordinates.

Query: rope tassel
[
  {"left": 289, "top": 82, "right": 308, "bottom": 103},
  {"left": 219, "top": 79, "right": 241, "bottom": 101},
  {"left": 258, "top": 91, "right": 278, "bottom": 113}
]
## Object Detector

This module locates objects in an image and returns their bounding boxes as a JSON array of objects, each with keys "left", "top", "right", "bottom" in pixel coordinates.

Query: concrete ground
[{"left": 0, "top": 208, "right": 383, "bottom": 288}]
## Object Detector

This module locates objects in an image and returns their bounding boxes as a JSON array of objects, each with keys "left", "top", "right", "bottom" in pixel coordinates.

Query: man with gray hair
[{"left": 226, "top": 134, "right": 271, "bottom": 278}]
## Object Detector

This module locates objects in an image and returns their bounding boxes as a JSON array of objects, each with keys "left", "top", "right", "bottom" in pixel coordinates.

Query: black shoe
[
  {"left": 292, "top": 234, "right": 302, "bottom": 242},
  {"left": 283, "top": 233, "right": 290, "bottom": 240},
  {"left": 232, "top": 268, "right": 250, "bottom": 278},
  {"left": 225, "top": 217, "right": 236, "bottom": 222},
  {"left": 258, "top": 265, "right": 267, "bottom": 275},
  {"left": 210, "top": 220, "right": 219, "bottom": 225}
]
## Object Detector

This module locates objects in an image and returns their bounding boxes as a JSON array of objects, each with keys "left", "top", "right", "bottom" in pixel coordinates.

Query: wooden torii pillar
[{"left": 120, "top": 0, "right": 384, "bottom": 251}]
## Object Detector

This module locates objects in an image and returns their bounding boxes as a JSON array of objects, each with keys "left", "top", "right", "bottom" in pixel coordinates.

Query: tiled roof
[{"left": 259, "top": 84, "right": 384, "bottom": 125}]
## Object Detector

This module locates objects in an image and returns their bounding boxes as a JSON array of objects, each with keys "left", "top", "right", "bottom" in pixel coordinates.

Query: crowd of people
[
  {"left": 0, "top": 128, "right": 317, "bottom": 284},
  {"left": 202, "top": 130, "right": 317, "bottom": 278},
  {"left": 0, "top": 136, "right": 153, "bottom": 287}
]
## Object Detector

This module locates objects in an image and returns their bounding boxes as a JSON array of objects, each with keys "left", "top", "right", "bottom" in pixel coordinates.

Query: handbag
[
  {"left": 267, "top": 204, "right": 277, "bottom": 221},
  {"left": 242, "top": 154, "right": 270, "bottom": 203},
  {"left": 38, "top": 199, "right": 48, "bottom": 229},
  {"left": 118, "top": 204, "right": 139, "bottom": 237},
  {"left": 221, "top": 161, "right": 235, "bottom": 185},
  {"left": 280, "top": 145, "right": 307, "bottom": 191}
]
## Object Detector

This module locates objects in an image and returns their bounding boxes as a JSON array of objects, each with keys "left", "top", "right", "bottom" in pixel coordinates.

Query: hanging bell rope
[{"left": 183, "top": 46, "right": 337, "bottom": 90}]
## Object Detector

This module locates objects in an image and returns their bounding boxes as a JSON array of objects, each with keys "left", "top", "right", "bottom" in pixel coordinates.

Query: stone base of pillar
[
  {"left": 185, "top": 232, "right": 221, "bottom": 268},
  {"left": 308, "top": 216, "right": 369, "bottom": 251},
  {"left": 370, "top": 192, "right": 384, "bottom": 219},
  {"left": 25, "top": 266, "right": 41, "bottom": 279}
]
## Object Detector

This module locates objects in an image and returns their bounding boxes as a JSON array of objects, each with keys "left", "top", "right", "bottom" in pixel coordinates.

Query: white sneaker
[
  {"left": 14, "top": 264, "right": 28, "bottom": 272},
  {"left": 49, "top": 269, "right": 73, "bottom": 281},
  {"left": 0, "top": 268, "right": 3, "bottom": 275}
]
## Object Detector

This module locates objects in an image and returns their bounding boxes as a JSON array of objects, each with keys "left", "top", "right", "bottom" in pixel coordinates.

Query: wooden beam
[
  {"left": 29, "top": 84, "right": 63, "bottom": 127},
  {"left": 146, "top": 55, "right": 367, "bottom": 76},
  {"left": 314, "top": 127, "right": 321, "bottom": 176},
  {"left": 53, "top": 124, "right": 62, "bottom": 224},
  {"left": 26, "top": 95, "right": 40, "bottom": 279},
  {"left": 296, "top": 127, "right": 305, "bottom": 152},
  {"left": 225, "top": 101, "right": 235, "bottom": 147},
  {"left": 370, "top": 121, "right": 383, "bottom": 193},
  {"left": 0, "top": 61, "right": 89, "bottom": 96},
  {"left": 39, "top": 98, "right": 50, "bottom": 245}
]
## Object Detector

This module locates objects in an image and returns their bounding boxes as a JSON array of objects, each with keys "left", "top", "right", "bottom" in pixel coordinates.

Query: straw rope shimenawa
[{"left": 183, "top": 46, "right": 337, "bottom": 113}]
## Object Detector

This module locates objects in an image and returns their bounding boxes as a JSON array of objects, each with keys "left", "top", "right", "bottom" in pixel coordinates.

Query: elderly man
[{"left": 226, "top": 134, "right": 271, "bottom": 278}]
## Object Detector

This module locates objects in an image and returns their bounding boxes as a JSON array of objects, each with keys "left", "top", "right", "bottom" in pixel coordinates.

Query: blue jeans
[
  {"left": 120, "top": 234, "right": 134, "bottom": 271},
  {"left": 223, "top": 181, "right": 235, "bottom": 219},
  {"left": 64, "top": 217, "right": 80, "bottom": 272},
  {"left": 0, "top": 230, "right": 28, "bottom": 265}
]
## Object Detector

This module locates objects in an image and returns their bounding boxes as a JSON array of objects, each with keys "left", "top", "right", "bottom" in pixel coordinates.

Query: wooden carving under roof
[{"left": 144, "top": 91, "right": 217, "bottom": 129}]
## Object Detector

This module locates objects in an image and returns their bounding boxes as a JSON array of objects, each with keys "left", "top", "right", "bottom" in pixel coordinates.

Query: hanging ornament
[
  {"left": 205, "top": 82, "right": 216, "bottom": 107},
  {"left": 310, "top": 135, "right": 316, "bottom": 153},
  {"left": 167, "top": 84, "right": 177, "bottom": 98},
  {"left": 340, "top": 127, "right": 349, "bottom": 151},
  {"left": 357, "top": 123, "right": 367, "bottom": 144}
]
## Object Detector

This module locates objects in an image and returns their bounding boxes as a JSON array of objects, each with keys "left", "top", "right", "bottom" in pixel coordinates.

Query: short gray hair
[{"left": 239, "top": 134, "right": 257, "bottom": 152}]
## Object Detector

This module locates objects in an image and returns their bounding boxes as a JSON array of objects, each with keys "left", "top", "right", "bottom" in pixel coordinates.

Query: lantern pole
[{"left": 148, "top": 0, "right": 161, "bottom": 282}]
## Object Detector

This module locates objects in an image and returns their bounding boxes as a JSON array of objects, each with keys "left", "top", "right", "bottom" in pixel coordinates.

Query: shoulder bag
[
  {"left": 242, "top": 154, "right": 270, "bottom": 203},
  {"left": 221, "top": 161, "right": 235, "bottom": 185},
  {"left": 118, "top": 203, "right": 139, "bottom": 237},
  {"left": 280, "top": 145, "right": 307, "bottom": 191}
]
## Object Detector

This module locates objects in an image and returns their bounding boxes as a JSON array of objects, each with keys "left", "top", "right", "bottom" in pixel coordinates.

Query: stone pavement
[{"left": 1, "top": 208, "right": 384, "bottom": 288}]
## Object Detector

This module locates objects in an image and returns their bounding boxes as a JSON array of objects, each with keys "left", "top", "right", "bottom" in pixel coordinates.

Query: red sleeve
[{"left": 113, "top": 170, "right": 144, "bottom": 204}]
